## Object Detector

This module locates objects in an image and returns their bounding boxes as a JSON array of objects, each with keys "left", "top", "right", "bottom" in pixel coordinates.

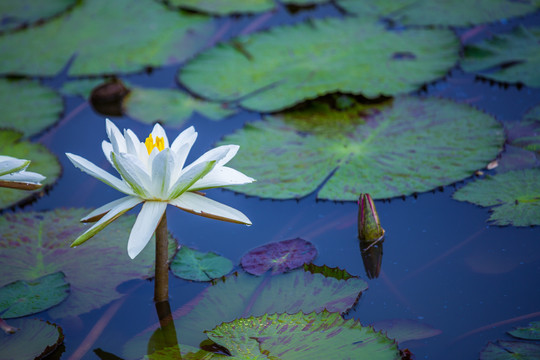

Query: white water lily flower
[
  {"left": 66, "top": 119, "right": 255, "bottom": 259},
  {"left": 0, "top": 155, "right": 46, "bottom": 190}
]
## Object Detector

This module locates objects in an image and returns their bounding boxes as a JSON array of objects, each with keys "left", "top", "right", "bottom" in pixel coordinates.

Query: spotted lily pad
[
  {"left": 240, "top": 238, "right": 317, "bottom": 275},
  {"left": 0, "top": 272, "right": 69, "bottom": 319},
  {"left": 508, "top": 322, "right": 540, "bottom": 340},
  {"left": 0, "top": 0, "right": 215, "bottom": 76},
  {"left": 0, "top": 209, "right": 177, "bottom": 318},
  {"left": 337, "top": 0, "right": 540, "bottom": 27},
  {"left": 453, "top": 168, "right": 540, "bottom": 226},
  {"left": 480, "top": 341, "right": 540, "bottom": 359},
  {"left": 123, "top": 266, "right": 367, "bottom": 357},
  {"left": 124, "top": 86, "right": 236, "bottom": 126},
  {"left": 0, "top": 0, "right": 77, "bottom": 33},
  {"left": 372, "top": 319, "right": 442, "bottom": 344},
  {"left": 0, "top": 79, "right": 63, "bottom": 137},
  {"left": 0, "top": 318, "right": 64, "bottom": 360},
  {"left": 208, "top": 311, "right": 400, "bottom": 359},
  {"left": 218, "top": 96, "right": 503, "bottom": 200},
  {"left": 165, "top": 0, "right": 274, "bottom": 15},
  {"left": 461, "top": 25, "right": 540, "bottom": 88},
  {"left": 170, "top": 247, "right": 233, "bottom": 282},
  {"left": 179, "top": 18, "right": 458, "bottom": 112},
  {"left": 0, "top": 130, "right": 61, "bottom": 210}
]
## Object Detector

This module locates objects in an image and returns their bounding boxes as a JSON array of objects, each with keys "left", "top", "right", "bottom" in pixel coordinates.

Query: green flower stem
[{"left": 154, "top": 212, "right": 169, "bottom": 302}]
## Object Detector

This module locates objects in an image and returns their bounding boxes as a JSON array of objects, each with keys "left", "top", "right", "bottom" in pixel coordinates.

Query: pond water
[{"left": 1, "top": 2, "right": 540, "bottom": 360}]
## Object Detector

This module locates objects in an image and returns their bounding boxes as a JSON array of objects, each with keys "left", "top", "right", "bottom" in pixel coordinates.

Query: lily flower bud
[{"left": 358, "top": 193, "right": 384, "bottom": 241}]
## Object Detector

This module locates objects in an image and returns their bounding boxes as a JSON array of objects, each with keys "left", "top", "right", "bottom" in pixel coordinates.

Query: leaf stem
[{"left": 154, "top": 212, "right": 169, "bottom": 302}]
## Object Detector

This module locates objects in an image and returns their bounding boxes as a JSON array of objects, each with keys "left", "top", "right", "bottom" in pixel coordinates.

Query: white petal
[
  {"left": 72, "top": 196, "right": 142, "bottom": 247},
  {"left": 127, "top": 201, "right": 167, "bottom": 259},
  {"left": 151, "top": 123, "right": 169, "bottom": 148},
  {"left": 190, "top": 166, "right": 255, "bottom": 191},
  {"left": 170, "top": 192, "right": 251, "bottom": 225},
  {"left": 111, "top": 152, "right": 152, "bottom": 198},
  {"left": 66, "top": 153, "right": 134, "bottom": 195},
  {"left": 168, "top": 160, "right": 216, "bottom": 200},
  {"left": 170, "top": 126, "right": 197, "bottom": 154},
  {"left": 0, "top": 157, "right": 29, "bottom": 177},
  {"left": 0, "top": 171, "right": 45, "bottom": 184},
  {"left": 183, "top": 145, "right": 239, "bottom": 173},
  {"left": 102, "top": 141, "right": 114, "bottom": 167},
  {"left": 81, "top": 195, "right": 136, "bottom": 222},
  {"left": 124, "top": 129, "right": 141, "bottom": 157},
  {"left": 151, "top": 149, "right": 175, "bottom": 198},
  {"left": 106, "top": 119, "right": 126, "bottom": 153}
]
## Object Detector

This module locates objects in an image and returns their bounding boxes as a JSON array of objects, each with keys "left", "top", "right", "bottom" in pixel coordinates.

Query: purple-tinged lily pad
[
  {"left": 372, "top": 319, "right": 442, "bottom": 344},
  {"left": 0, "top": 318, "right": 64, "bottom": 360},
  {"left": 508, "top": 321, "right": 540, "bottom": 340},
  {"left": 241, "top": 238, "right": 317, "bottom": 275},
  {"left": 0, "top": 272, "right": 69, "bottom": 319},
  {"left": 480, "top": 340, "right": 540, "bottom": 359},
  {"left": 0, "top": 209, "right": 177, "bottom": 318}
]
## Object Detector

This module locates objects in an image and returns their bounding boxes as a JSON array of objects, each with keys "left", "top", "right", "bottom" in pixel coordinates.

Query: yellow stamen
[{"left": 144, "top": 134, "right": 165, "bottom": 155}]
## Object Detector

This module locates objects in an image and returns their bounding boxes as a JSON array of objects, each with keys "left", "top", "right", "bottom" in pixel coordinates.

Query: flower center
[{"left": 144, "top": 134, "right": 165, "bottom": 155}]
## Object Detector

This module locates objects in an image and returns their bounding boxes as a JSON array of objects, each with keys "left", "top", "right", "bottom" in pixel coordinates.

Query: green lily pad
[
  {"left": 60, "top": 78, "right": 105, "bottom": 99},
  {"left": 336, "top": 0, "right": 540, "bottom": 27},
  {"left": 0, "top": 272, "right": 69, "bottom": 319},
  {"left": 0, "top": 130, "right": 61, "bottom": 210},
  {"left": 480, "top": 341, "right": 540, "bottom": 359},
  {"left": 208, "top": 311, "right": 400, "bottom": 359},
  {"left": 179, "top": 18, "right": 458, "bottom": 112},
  {"left": 123, "top": 266, "right": 367, "bottom": 357},
  {"left": 372, "top": 319, "right": 442, "bottom": 344},
  {"left": 0, "top": 0, "right": 77, "bottom": 33},
  {"left": 508, "top": 321, "right": 540, "bottom": 340},
  {"left": 461, "top": 25, "right": 540, "bottom": 88},
  {"left": 0, "top": 209, "right": 177, "bottom": 318},
  {"left": 453, "top": 168, "right": 540, "bottom": 227},
  {"left": 218, "top": 96, "right": 504, "bottom": 200},
  {"left": 0, "top": 0, "right": 215, "bottom": 76},
  {"left": 0, "top": 318, "right": 64, "bottom": 360},
  {"left": 124, "top": 86, "right": 236, "bottom": 126},
  {"left": 0, "top": 79, "right": 63, "bottom": 137},
  {"left": 146, "top": 345, "right": 226, "bottom": 360},
  {"left": 165, "top": 0, "right": 274, "bottom": 15},
  {"left": 170, "top": 247, "right": 233, "bottom": 282}
]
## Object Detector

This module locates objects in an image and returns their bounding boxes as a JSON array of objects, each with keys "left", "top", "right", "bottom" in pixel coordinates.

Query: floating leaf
[
  {"left": 508, "top": 321, "right": 540, "bottom": 340},
  {"left": 0, "top": 272, "right": 69, "bottom": 319},
  {"left": 480, "top": 341, "right": 540, "bottom": 359},
  {"left": 208, "top": 311, "right": 400, "bottom": 359},
  {"left": 0, "top": 0, "right": 215, "bottom": 76},
  {"left": 453, "top": 169, "right": 540, "bottom": 226},
  {"left": 170, "top": 247, "right": 233, "bottom": 282},
  {"left": 60, "top": 78, "right": 105, "bottom": 99},
  {"left": 0, "top": 130, "right": 61, "bottom": 210},
  {"left": 303, "top": 263, "right": 355, "bottom": 280},
  {"left": 165, "top": 0, "right": 274, "bottom": 15},
  {"left": 0, "top": 209, "right": 177, "bottom": 318},
  {"left": 461, "top": 25, "right": 540, "bottom": 87},
  {"left": 123, "top": 267, "right": 367, "bottom": 357},
  {"left": 0, "top": 0, "right": 77, "bottom": 32},
  {"left": 372, "top": 319, "right": 442, "bottom": 344},
  {"left": 0, "top": 318, "right": 64, "bottom": 360},
  {"left": 124, "top": 86, "right": 236, "bottom": 127},
  {"left": 0, "top": 79, "right": 62, "bottom": 137},
  {"left": 240, "top": 238, "right": 317, "bottom": 275},
  {"left": 179, "top": 18, "right": 458, "bottom": 112},
  {"left": 145, "top": 345, "right": 225, "bottom": 360},
  {"left": 218, "top": 97, "right": 503, "bottom": 200},
  {"left": 337, "top": 0, "right": 540, "bottom": 27}
]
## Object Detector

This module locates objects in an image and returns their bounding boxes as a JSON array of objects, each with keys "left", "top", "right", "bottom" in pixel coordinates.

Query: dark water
[{"left": 4, "top": 3, "right": 540, "bottom": 360}]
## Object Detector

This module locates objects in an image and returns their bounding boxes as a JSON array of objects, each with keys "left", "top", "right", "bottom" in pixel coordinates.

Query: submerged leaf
[
  {"left": 0, "top": 79, "right": 63, "bottom": 137},
  {"left": 372, "top": 319, "right": 442, "bottom": 344},
  {"left": 508, "top": 321, "right": 540, "bottom": 340},
  {"left": 240, "top": 238, "right": 317, "bottom": 275},
  {"left": 0, "top": 272, "right": 69, "bottom": 319},
  {"left": 218, "top": 97, "right": 503, "bottom": 200},
  {"left": 0, "top": 318, "right": 64, "bottom": 360},
  {"left": 337, "top": 0, "right": 540, "bottom": 27},
  {"left": 480, "top": 340, "right": 540, "bottom": 359},
  {"left": 179, "top": 18, "right": 458, "bottom": 112},
  {"left": 461, "top": 25, "right": 540, "bottom": 87},
  {"left": 208, "top": 311, "right": 400, "bottom": 359},
  {"left": 0, "top": 209, "right": 177, "bottom": 318},
  {"left": 453, "top": 169, "right": 540, "bottom": 226},
  {"left": 0, "top": 130, "right": 61, "bottom": 210},
  {"left": 170, "top": 247, "right": 233, "bottom": 282},
  {"left": 0, "top": 0, "right": 215, "bottom": 76}
]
